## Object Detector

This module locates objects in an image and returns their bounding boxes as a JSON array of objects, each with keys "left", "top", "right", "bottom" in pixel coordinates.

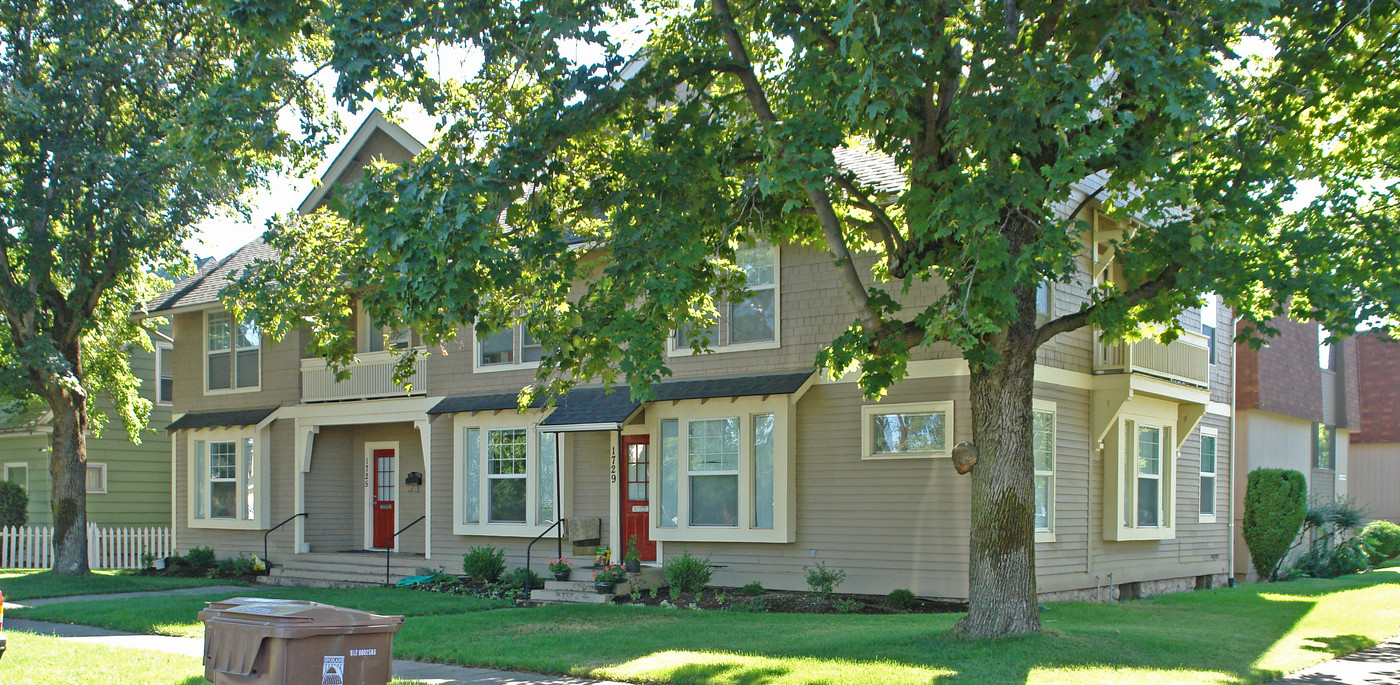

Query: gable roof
[
  {"left": 297, "top": 109, "right": 425, "bottom": 215},
  {"left": 0, "top": 398, "right": 52, "bottom": 434},
  {"left": 144, "top": 239, "right": 279, "bottom": 315}
]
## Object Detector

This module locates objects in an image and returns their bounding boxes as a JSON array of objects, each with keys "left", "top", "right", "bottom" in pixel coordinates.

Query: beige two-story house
[{"left": 147, "top": 111, "right": 1234, "bottom": 600}]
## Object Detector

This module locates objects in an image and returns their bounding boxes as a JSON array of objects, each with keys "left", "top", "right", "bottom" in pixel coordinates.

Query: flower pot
[
  {"left": 594, "top": 581, "right": 618, "bottom": 595},
  {"left": 624, "top": 559, "right": 641, "bottom": 572},
  {"left": 553, "top": 570, "right": 571, "bottom": 582}
]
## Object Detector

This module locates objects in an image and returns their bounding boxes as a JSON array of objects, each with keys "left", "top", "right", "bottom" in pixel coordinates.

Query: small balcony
[
  {"left": 301, "top": 349, "right": 428, "bottom": 403},
  {"left": 1094, "top": 331, "right": 1211, "bottom": 389}
]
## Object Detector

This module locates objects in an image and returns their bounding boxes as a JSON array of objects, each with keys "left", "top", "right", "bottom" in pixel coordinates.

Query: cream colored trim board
[
  {"left": 815, "top": 359, "right": 1097, "bottom": 391},
  {"left": 1206, "top": 402, "right": 1232, "bottom": 417}
]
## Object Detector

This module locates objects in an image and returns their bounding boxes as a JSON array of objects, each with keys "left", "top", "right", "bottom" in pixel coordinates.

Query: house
[
  {"left": 147, "top": 111, "right": 1234, "bottom": 600},
  {"left": 1232, "top": 316, "right": 1361, "bottom": 579},
  {"left": 1349, "top": 333, "right": 1400, "bottom": 525},
  {"left": 0, "top": 342, "right": 174, "bottom": 528}
]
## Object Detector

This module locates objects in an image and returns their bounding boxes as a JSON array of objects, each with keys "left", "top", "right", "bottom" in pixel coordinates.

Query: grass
[
  {"left": 0, "top": 631, "right": 206, "bottom": 685},
  {"left": 11, "top": 566, "right": 1400, "bottom": 684},
  {"left": 0, "top": 569, "right": 243, "bottom": 601},
  {"left": 11, "top": 586, "right": 513, "bottom": 638}
]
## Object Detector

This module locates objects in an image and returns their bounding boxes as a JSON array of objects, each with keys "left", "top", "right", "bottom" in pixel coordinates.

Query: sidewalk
[
  {"left": 8, "top": 617, "right": 623, "bottom": 685},
  {"left": 2, "top": 585, "right": 248, "bottom": 610},
  {"left": 1267, "top": 637, "right": 1400, "bottom": 685}
]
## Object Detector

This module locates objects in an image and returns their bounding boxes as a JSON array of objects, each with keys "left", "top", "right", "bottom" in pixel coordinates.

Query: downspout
[{"left": 1228, "top": 316, "right": 1238, "bottom": 586}]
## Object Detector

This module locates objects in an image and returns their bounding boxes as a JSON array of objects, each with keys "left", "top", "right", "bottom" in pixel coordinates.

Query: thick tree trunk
[{"left": 45, "top": 349, "right": 90, "bottom": 574}]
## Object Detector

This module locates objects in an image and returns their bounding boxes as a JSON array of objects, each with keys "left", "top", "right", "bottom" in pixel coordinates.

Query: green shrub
[
  {"left": 207, "top": 556, "right": 259, "bottom": 578},
  {"left": 664, "top": 552, "right": 713, "bottom": 593},
  {"left": 0, "top": 481, "right": 27, "bottom": 528},
  {"left": 835, "top": 598, "right": 864, "bottom": 614},
  {"left": 887, "top": 588, "right": 917, "bottom": 609},
  {"left": 505, "top": 567, "right": 541, "bottom": 590},
  {"left": 804, "top": 562, "right": 846, "bottom": 597},
  {"left": 740, "top": 581, "right": 765, "bottom": 597},
  {"left": 1242, "top": 468, "right": 1308, "bottom": 580},
  {"left": 1293, "top": 536, "right": 1374, "bottom": 579},
  {"left": 462, "top": 545, "right": 506, "bottom": 582},
  {"left": 1361, "top": 520, "right": 1400, "bottom": 561},
  {"left": 184, "top": 546, "right": 216, "bottom": 568}
]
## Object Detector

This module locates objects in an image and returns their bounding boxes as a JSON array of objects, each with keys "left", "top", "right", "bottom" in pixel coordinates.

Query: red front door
[
  {"left": 372, "top": 449, "right": 396, "bottom": 548},
  {"left": 621, "top": 435, "right": 656, "bottom": 562}
]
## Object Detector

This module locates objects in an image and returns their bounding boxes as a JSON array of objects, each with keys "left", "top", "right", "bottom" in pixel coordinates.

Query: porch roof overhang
[{"left": 167, "top": 407, "right": 278, "bottom": 432}]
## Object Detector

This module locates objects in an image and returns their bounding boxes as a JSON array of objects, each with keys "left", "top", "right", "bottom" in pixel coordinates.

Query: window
[
  {"left": 156, "top": 343, "right": 173, "bottom": 405},
  {"left": 188, "top": 428, "right": 264, "bottom": 529},
  {"left": 5, "top": 463, "right": 27, "bottom": 491},
  {"left": 659, "top": 419, "right": 679, "bottom": 528},
  {"left": 360, "top": 311, "right": 411, "bottom": 353},
  {"left": 752, "top": 414, "right": 775, "bottom": 529},
  {"left": 1033, "top": 402, "right": 1055, "bottom": 536},
  {"left": 1318, "top": 326, "right": 1334, "bottom": 370},
  {"left": 205, "top": 311, "right": 260, "bottom": 392},
  {"left": 1106, "top": 405, "right": 1178, "bottom": 541},
  {"left": 475, "top": 324, "right": 544, "bottom": 370},
  {"left": 1136, "top": 425, "right": 1162, "bottom": 527},
  {"left": 1200, "top": 429, "right": 1218, "bottom": 518},
  {"left": 1201, "top": 294, "right": 1218, "bottom": 365},
  {"left": 85, "top": 463, "right": 107, "bottom": 494},
  {"left": 454, "top": 416, "right": 564, "bottom": 535},
  {"left": 688, "top": 418, "right": 740, "bottom": 527},
  {"left": 673, "top": 242, "right": 779, "bottom": 352},
  {"left": 861, "top": 402, "right": 954, "bottom": 459},
  {"left": 1313, "top": 423, "right": 1335, "bottom": 470},
  {"left": 1035, "top": 282, "right": 1053, "bottom": 324}
]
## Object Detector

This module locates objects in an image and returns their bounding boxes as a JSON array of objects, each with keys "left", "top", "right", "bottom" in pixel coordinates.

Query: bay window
[
  {"left": 673, "top": 242, "right": 780, "bottom": 352},
  {"left": 205, "top": 311, "right": 260, "bottom": 392},
  {"left": 187, "top": 427, "right": 267, "bottom": 530},
  {"left": 454, "top": 413, "right": 564, "bottom": 536},
  {"left": 1104, "top": 398, "right": 1179, "bottom": 541}
]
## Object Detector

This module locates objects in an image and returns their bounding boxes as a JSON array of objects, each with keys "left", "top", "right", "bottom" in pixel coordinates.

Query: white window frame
[
  {"left": 1199, "top": 427, "right": 1218, "bottom": 522},
  {"left": 1104, "top": 397, "right": 1179, "bottom": 541},
  {"left": 472, "top": 323, "right": 544, "bottom": 373},
  {"left": 358, "top": 310, "right": 412, "bottom": 353},
  {"left": 1201, "top": 293, "right": 1218, "bottom": 367},
  {"left": 185, "top": 426, "right": 269, "bottom": 530},
  {"left": 1136, "top": 424, "right": 1164, "bottom": 528},
  {"left": 685, "top": 417, "right": 742, "bottom": 528},
  {"left": 85, "top": 463, "right": 108, "bottom": 494},
  {"left": 451, "top": 410, "right": 567, "bottom": 537},
  {"left": 155, "top": 342, "right": 173, "bottom": 406},
  {"left": 1033, "top": 399, "right": 1056, "bottom": 543},
  {"left": 669, "top": 242, "right": 781, "bottom": 355},
  {"left": 649, "top": 395, "right": 794, "bottom": 544},
  {"left": 203, "top": 310, "right": 261, "bottom": 395},
  {"left": 860, "top": 401, "right": 955, "bottom": 460},
  {"left": 5, "top": 462, "right": 28, "bottom": 491},
  {"left": 1035, "top": 282, "right": 1054, "bottom": 325}
]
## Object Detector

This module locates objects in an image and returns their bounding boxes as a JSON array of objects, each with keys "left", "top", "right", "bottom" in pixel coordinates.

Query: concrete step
[
  {"left": 543, "top": 579, "right": 599, "bottom": 592},
  {"left": 529, "top": 588, "right": 615, "bottom": 604}
]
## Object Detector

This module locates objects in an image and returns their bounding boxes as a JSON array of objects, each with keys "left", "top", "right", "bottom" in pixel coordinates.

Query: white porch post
[
  {"left": 609, "top": 431, "right": 621, "bottom": 559},
  {"left": 415, "top": 418, "right": 432, "bottom": 559},
  {"left": 294, "top": 422, "right": 319, "bottom": 554}
]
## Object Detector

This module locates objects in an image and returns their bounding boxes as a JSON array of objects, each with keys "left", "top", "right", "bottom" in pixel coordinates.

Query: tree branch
[{"left": 1035, "top": 263, "right": 1184, "bottom": 345}]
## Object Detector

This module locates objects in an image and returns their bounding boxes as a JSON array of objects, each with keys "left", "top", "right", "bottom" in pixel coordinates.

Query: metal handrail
[
  {"left": 263, "top": 513, "right": 307, "bottom": 568},
  {"left": 525, "top": 518, "right": 567, "bottom": 591},
  {"left": 385, "top": 516, "right": 426, "bottom": 586}
]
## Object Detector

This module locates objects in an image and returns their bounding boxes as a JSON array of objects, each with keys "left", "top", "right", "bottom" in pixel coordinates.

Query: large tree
[
  {"left": 0, "top": 0, "right": 333, "bottom": 572},
  {"left": 231, "top": 0, "right": 1398, "bottom": 636}
]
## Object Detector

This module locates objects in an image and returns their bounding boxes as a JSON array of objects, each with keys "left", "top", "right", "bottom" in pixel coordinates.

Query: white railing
[
  {"left": 301, "top": 349, "right": 428, "bottom": 403},
  {"left": 0, "top": 524, "right": 172, "bottom": 569},
  {"left": 1095, "top": 330, "right": 1211, "bottom": 388}
]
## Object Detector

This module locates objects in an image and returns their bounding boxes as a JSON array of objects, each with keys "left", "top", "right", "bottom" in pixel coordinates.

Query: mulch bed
[{"left": 617, "top": 587, "right": 965, "bottom": 615}]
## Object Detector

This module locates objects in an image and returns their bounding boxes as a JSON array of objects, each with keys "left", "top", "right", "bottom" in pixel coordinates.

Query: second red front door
[
  {"left": 372, "top": 449, "right": 395, "bottom": 548},
  {"left": 621, "top": 435, "right": 656, "bottom": 562}
]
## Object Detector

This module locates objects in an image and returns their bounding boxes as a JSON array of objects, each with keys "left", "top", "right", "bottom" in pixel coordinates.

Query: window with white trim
[
  {"left": 5, "top": 463, "right": 27, "bottom": 491},
  {"left": 455, "top": 416, "right": 563, "bottom": 535},
  {"left": 1035, "top": 282, "right": 1053, "bottom": 324},
  {"left": 1313, "top": 423, "right": 1335, "bottom": 470},
  {"left": 360, "top": 311, "right": 411, "bottom": 353},
  {"left": 156, "top": 343, "right": 173, "bottom": 405},
  {"left": 1033, "top": 402, "right": 1055, "bottom": 534},
  {"left": 475, "top": 324, "right": 544, "bottom": 370},
  {"left": 205, "top": 311, "right": 260, "bottom": 392},
  {"left": 1200, "top": 429, "right": 1217, "bottom": 517},
  {"left": 85, "top": 463, "right": 107, "bottom": 494},
  {"left": 861, "top": 401, "right": 954, "bottom": 459},
  {"left": 1105, "top": 399, "right": 1178, "bottom": 541},
  {"left": 188, "top": 427, "right": 265, "bottom": 529},
  {"left": 1201, "top": 293, "right": 1218, "bottom": 365},
  {"left": 1136, "top": 425, "right": 1163, "bottom": 527},
  {"left": 487, "top": 428, "right": 528, "bottom": 523},
  {"left": 673, "top": 242, "right": 779, "bottom": 351},
  {"left": 687, "top": 418, "right": 740, "bottom": 527}
]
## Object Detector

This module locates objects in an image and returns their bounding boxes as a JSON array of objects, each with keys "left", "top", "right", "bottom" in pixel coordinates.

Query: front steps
[
  {"left": 529, "top": 566, "right": 665, "bottom": 605},
  {"left": 259, "top": 552, "right": 431, "bottom": 588}
]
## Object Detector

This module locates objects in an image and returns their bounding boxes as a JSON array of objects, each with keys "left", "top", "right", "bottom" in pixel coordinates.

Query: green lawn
[
  {"left": 0, "top": 631, "right": 206, "bottom": 685},
  {"left": 12, "top": 567, "right": 1400, "bottom": 684},
  {"left": 0, "top": 569, "right": 243, "bottom": 601}
]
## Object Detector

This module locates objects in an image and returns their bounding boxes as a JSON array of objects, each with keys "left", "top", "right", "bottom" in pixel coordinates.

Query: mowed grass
[
  {"left": 0, "top": 569, "right": 243, "bottom": 601},
  {"left": 11, "top": 586, "right": 512, "bottom": 638},
  {"left": 0, "top": 631, "right": 206, "bottom": 685}
]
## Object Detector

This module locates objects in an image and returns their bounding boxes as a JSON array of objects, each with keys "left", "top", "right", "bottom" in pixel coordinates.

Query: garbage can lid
[{"left": 199, "top": 597, "right": 405, "bottom": 632}]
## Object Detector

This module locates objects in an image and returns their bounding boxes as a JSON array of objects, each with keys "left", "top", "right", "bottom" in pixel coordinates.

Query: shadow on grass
[
  {"left": 1300, "top": 633, "right": 1375, "bottom": 657},
  {"left": 670, "top": 663, "right": 793, "bottom": 685}
]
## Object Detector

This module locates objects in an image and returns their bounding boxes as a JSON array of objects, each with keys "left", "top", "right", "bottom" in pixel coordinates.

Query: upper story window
[
  {"left": 672, "top": 242, "right": 780, "bottom": 353},
  {"left": 1201, "top": 294, "right": 1218, "bottom": 365},
  {"left": 1313, "top": 423, "right": 1335, "bottom": 470},
  {"left": 156, "top": 343, "right": 173, "bottom": 405},
  {"left": 1318, "top": 326, "right": 1334, "bottom": 370},
  {"left": 205, "top": 311, "right": 260, "bottom": 393},
  {"left": 474, "top": 324, "right": 543, "bottom": 371},
  {"left": 1035, "top": 282, "right": 1053, "bottom": 324},
  {"left": 359, "top": 311, "right": 411, "bottom": 353}
]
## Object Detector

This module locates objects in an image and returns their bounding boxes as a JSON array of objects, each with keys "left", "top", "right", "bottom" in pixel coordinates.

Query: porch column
[
  {"left": 609, "top": 430, "right": 621, "bottom": 559},
  {"left": 415, "top": 418, "right": 432, "bottom": 559},
  {"left": 293, "top": 422, "right": 319, "bottom": 554}
]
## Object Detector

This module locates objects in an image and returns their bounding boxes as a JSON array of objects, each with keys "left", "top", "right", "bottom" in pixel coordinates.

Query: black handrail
[
  {"left": 525, "top": 517, "right": 566, "bottom": 592},
  {"left": 385, "top": 516, "right": 426, "bottom": 586},
  {"left": 263, "top": 513, "right": 307, "bottom": 568}
]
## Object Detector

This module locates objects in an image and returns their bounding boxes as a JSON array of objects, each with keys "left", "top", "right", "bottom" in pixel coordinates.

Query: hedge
[{"left": 1242, "top": 468, "right": 1307, "bottom": 580}]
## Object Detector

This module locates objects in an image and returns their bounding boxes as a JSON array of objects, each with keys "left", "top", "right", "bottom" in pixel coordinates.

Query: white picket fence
[{"left": 0, "top": 523, "right": 172, "bottom": 569}]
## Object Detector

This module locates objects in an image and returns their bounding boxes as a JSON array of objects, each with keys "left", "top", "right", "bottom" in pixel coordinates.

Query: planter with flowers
[
  {"left": 547, "top": 557, "right": 572, "bottom": 582},
  {"left": 592, "top": 564, "right": 627, "bottom": 594}
]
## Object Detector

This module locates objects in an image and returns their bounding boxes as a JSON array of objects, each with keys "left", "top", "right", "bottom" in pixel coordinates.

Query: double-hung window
[
  {"left": 1136, "top": 425, "right": 1163, "bottom": 527},
  {"left": 861, "top": 402, "right": 954, "bottom": 460},
  {"left": 156, "top": 343, "right": 173, "bottom": 405},
  {"left": 455, "top": 415, "right": 563, "bottom": 535},
  {"left": 1313, "top": 423, "right": 1335, "bottom": 470},
  {"left": 188, "top": 428, "right": 265, "bottom": 529},
  {"left": 475, "top": 324, "right": 544, "bottom": 370},
  {"left": 1200, "top": 428, "right": 1218, "bottom": 518},
  {"left": 205, "top": 311, "right": 260, "bottom": 392},
  {"left": 1319, "top": 326, "right": 1334, "bottom": 370},
  {"left": 1201, "top": 294, "right": 1218, "bottom": 365},
  {"left": 687, "top": 418, "right": 740, "bottom": 526},
  {"left": 360, "top": 312, "right": 412, "bottom": 353},
  {"left": 1032, "top": 401, "right": 1056, "bottom": 539},
  {"left": 673, "top": 242, "right": 779, "bottom": 352},
  {"left": 486, "top": 429, "right": 528, "bottom": 523},
  {"left": 1106, "top": 404, "right": 1178, "bottom": 541}
]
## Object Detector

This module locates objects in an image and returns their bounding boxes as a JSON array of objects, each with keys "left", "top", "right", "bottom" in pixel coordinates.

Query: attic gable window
[
  {"left": 672, "top": 242, "right": 780, "bottom": 353},
  {"left": 205, "top": 311, "right": 260, "bottom": 393}
]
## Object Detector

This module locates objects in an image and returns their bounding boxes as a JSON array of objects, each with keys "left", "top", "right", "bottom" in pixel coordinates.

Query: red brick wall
[{"left": 1355, "top": 333, "right": 1400, "bottom": 444}]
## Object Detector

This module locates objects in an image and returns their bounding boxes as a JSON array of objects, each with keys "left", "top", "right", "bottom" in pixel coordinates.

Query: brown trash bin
[{"left": 198, "top": 597, "right": 404, "bottom": 685}]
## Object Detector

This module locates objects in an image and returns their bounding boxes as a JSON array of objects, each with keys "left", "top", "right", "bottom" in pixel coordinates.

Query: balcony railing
[
  {"left": 1094, "top": 331, "right": 1211, "bottom": 389},
  {"left": 301, "top": 349, "right": 428, "bottom": 403}
]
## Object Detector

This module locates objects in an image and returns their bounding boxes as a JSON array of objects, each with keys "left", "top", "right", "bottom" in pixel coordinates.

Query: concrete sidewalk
[
  {"left": 8, "top": 618, "right": 622, "bottom": 685},
  {"left": 1268, "top": 638, "right": 1400, "bottom": 684},
  {"left": 2, "top": 584, "right": 248, "bottom": 610}
]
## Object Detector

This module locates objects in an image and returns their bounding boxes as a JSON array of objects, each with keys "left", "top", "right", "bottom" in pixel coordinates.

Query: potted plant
[
  {"left": 548, "top": 557, "right": 573, "bottom": 581},
  {"left": 592, "top": 564, "right": 627, "bottom": 594},
  {"left": 622, "top": 535, "right": 642, "bottom": 572}
]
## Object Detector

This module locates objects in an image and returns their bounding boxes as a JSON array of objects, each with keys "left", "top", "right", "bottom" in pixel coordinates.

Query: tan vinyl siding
[
  {"left": 1351, "top": 442, "right": 1400, "bottom": 524},
  {"left": 304, "top": 425, "right": 356, "bottom": 552},
  {"left": 172, "top": 311, "right": 300, "bottom": 413}
]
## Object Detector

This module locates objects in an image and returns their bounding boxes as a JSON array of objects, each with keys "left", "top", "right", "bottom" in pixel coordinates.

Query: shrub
[
  {"left": 462, "top": 545, "right": 506, "bottom": 582},
  {"left": 1293, "top": 536, "right": 1373, "bottom": 579},
  {"left": 208, "top": 556, "right": 258, "bottom": 578},
  {"left": 1242, "top": 468, "right": 1308, "bottom": 580},
  {"left": 740, "top": 581, "right": 765, "bottom": 597},
  {"left": 664, "top": 552, "right": 713, "bottom": 593},
  {"left": 1326, "top": 497, "right": 1369, "bottom": 534},
  {"left": 887, "top": 588, "right": 917, "bottom": 609},
  {"left": 835, "top": 598, "right": 864, "bottom": 614},
  {"left": 0, "top": 481, "right": 27, "bottom": 528},
  {"left": 505, "top": 567, "right": 541, "bottom": 590},
  {"left": 1361, "top": 520, "right": 1400, "bottom": 561},
  {"left": 184, "top": 546, "right": 216, "bottom": 568},
  {"left": 804, "top": 562, "right": 846, "bottom": 597}
]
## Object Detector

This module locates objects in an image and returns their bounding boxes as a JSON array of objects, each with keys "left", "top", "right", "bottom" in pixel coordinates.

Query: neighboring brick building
[
  {"left": 1350, "top": 333, "right": 1400, "bottom": 524},
  {"left": 1233, "top": 316, "right": 1360, "bottom": 579}
]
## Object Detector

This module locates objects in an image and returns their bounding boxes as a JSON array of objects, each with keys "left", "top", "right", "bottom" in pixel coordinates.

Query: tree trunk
[{"left": 46, "top": 375, "right": 90, "bottom": 574}]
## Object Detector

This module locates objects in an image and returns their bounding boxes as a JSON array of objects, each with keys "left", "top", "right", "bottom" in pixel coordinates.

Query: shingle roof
[
  {"left": 167, "top": 407, "right": 279, "bottom": 432},
  {"left": 833, "top": 146, "right": 907, "bottom": 196},
  {"left": 0, "top": 399, "right": 51, "bottom": 433},
  {"left": 145, "top": 239, "right": 279, "bottom": 314},
  {"left": 426, "top": 392, "right": 548, "bottom": 416}
]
